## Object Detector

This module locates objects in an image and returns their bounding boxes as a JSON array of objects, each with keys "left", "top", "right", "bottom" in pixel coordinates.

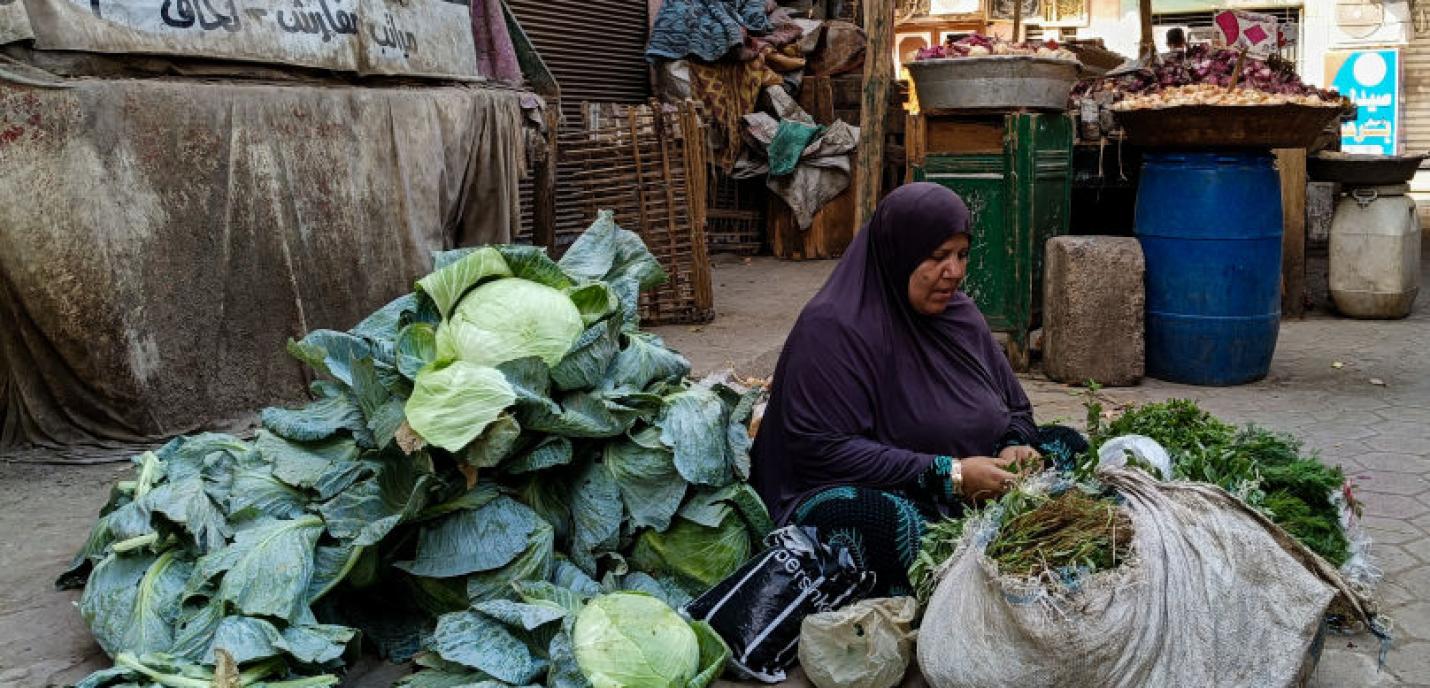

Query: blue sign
[{"left": 1330, "top": 49, "right": 1399, "bottom": 155}]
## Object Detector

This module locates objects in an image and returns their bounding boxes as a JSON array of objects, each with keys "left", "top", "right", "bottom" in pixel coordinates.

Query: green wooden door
[
  {"left": 915, "top": 153, "right": 1017, "bottom": 331},
  {"left": 913, "top": 112, "right": 1072, "bottom": 369}
]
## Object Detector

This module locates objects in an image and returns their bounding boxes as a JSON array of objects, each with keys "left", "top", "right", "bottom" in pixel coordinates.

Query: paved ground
[{"left": 2, "top": 252, "right": 1427, "bottom": 686}]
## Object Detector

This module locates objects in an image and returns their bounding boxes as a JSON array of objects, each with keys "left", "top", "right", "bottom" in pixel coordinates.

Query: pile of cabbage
[{"left": 59, "top": 211, "right": 768, "bottom": 688}]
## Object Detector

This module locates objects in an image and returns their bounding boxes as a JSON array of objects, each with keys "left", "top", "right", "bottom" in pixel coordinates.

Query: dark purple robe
[{"left": 751, "top": 183, "right": 1038, "bottom": 524}]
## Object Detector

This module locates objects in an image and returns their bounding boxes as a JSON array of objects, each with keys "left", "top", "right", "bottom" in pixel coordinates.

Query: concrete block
[{"left": 1043, "top": 236, "right": 1145, "bottom": 387}]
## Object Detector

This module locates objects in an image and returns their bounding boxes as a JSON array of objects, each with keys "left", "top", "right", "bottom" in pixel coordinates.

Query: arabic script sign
[
  {"left": 19, "top": 0, "right": 478, "bottom": 80},
  {"left": 1327, "top": 48, "right": 1400, "bottom": 155}
]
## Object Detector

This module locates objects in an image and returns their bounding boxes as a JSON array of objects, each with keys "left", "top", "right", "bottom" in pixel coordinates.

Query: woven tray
[{"left": 1113, "top": 104, "right": 1344, "bottom": 149}]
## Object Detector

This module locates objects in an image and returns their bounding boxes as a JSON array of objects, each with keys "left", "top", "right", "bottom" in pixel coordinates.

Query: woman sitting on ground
[{"left": 750, "top": 182, "right": 1085, "bottom": 597}]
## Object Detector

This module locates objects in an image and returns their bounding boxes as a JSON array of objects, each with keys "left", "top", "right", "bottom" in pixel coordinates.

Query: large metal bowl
[
  {"left": 1308, "top": 152, "right": 1427, "bottom": 185},
  {"left": 1112, "top": 104, "right": 1344, "bottom": 149},
  {"left": 906, "top": 56, "right": 1081, "bottom": 112}
]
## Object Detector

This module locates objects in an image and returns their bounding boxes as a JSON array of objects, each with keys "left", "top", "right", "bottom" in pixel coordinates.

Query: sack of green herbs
[{"left": 916, "top": 467, "right": 1381, "bottom": 688}]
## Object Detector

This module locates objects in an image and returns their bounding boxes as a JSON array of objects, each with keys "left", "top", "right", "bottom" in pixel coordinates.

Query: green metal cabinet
[{"left": 912, "top": 112, "right": 1074, "bottom": 370}]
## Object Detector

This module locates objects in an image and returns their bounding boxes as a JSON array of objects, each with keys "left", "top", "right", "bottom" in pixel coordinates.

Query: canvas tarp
[
  {"left": 0, "top": 74, "right": 530, "bottom": 461},
  {"left": 13, "top": 0, "right": 479, "bottom": 80},
  {"left": 0, "top": 0, "right": 33, "bottom": 45}
]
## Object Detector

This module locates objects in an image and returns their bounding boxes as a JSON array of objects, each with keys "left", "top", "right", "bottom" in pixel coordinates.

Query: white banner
[
  {"left": 20, "top": 0, "right": 478, "bottom": 79},
  {"left": 0, "top": 0, "right": 34, "bottom": 45}
]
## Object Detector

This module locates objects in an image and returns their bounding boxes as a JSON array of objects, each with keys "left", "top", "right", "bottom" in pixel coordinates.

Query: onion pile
[
  {"left": 1112, "top": 84, "right": 1338, "bottom": 110},
  {"left": 1113, "top": 45, "right": 1338, "bottom": 101},
  {"left": 916, "top": 35, "right": 1076, "bottom": 61}
]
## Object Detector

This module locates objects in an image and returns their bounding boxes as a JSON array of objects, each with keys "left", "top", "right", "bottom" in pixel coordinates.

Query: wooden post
[
  {"left": 1277, "top": 148, "right": 1308, "bottom": 318},
  {"left": 1138, "top": 0, "right": 1155, "bottom": 61},
  {"left": 1012, "top": 0, "right": 1023, "bottom": 43},
  {"left": 533, "top": 107, "right": 559, "bottom": 249},
  {"left": 854, "top": 0, "right": 894, "bottom": 229}
]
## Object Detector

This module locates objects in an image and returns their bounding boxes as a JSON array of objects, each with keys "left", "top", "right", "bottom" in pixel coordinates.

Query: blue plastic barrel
[{"left": 1135, "top": 151, "right": 1283, "bottom": 386}]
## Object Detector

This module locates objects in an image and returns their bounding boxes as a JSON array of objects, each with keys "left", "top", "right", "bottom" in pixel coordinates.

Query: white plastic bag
[
  {"left": 799, "top": 597, "right": 917, "bottom": 688},
  {"left": 1096, "top": 434, "right": 1173, "bottom": 479},
  {"left": 917, "top": 467, "right": 1377, "bottom": 688}
]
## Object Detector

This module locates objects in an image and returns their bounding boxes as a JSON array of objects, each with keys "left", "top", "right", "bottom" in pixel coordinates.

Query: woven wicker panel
[{"left": 557, "top": 101, "right": 715, "bottom": 325}]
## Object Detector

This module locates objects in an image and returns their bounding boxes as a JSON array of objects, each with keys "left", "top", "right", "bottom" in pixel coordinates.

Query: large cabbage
[
  {"left": 435, "top": 278, "right": 584, "bottom": 368},
  {"left": 573, "top": 592, "right": 700, "bottom": 688}
]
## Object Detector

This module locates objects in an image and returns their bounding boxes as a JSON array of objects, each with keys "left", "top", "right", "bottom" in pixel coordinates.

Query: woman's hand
[
  {"left": 958, "top": 457, "right": 1021, "bottom": 503},
  {"left": 997, "top": 445, "right": 1042, "bottom": 474}
]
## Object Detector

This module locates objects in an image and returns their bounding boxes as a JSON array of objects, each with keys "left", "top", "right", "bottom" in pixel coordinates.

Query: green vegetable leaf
[
  {"left": 318, "top": 455, "right": 431, "bottom": 547},
  {"left": 523, "top": 391, "right": 635, "bottom": 439},
  {"left": 256, "top": 431, "right": 358, "bottom": 491},
  {"left": 572, "top": 592, "right": 698, "bottom": 688},
  {"left": 548, "top": 631, "right": 594, "bottom": 688},
  {"left": 168, "top": 597, "right": 225, "bottom": 662},
  {"left": 194, "top": 515, "right": 324, "bottom": 622},
  {"left": 435, "top": 279, "right": 585, "bottom": 369},
  {"left": 551, "top": 320, "right": 621, "bottom": 392},
  {"left": 351, "top": 357, "right": 406, "bottom": 448},
  {"left": 143, "top": 474, "right": 229, "bottom": 554},
  {"left": 280, "top": 623, "right": 357, "bottom": 665},
  {"left": 605, "top": 429, "right": 685, "bottom": 531},
  {"left": 286, "top": 330, "right": 374, "bottom": 386},
  {"left": 465, "top": 413, "right": 523, "bottom": 469},
  {"left": 567, "top": 283, "right": 620, "bottom": 327},
  {"left": 416, "top": 246, "right": 513, "bottom": 320},
  {"left": 473, "top": 600, "right": 567, "bottom": 632},
  {"left": 207, "top": 615, "right": 286, "bottom": 664},
  {"left": 79, "top": 549, "right": 192, "bottom": 657},
  {"left": 261, "top": 382, "right": 371, "bottom": 445},
  {"left": 658, "top": 388, "right": 734, "bottom": 487},
  {"left": 396, "top": 323, "right": 439, "bottom": 380},
  {"left": 466, "top": 520, "right": 555, "bottom": 604},
  {"left": 350, "top": 293, "right": 418, "bottom": 353},
  {"left": 631, "top": 513, "right": 750, "bottom": 593},
  {"left": 504, "top": 435, "right": 574, "bottom": 474},
  {"left": 405, "top": 361, "right": 516, "bottom": 452},
  {"left": 429, "top": 610, "right": 548, "bottom": 684},
  {"left": 605, "top": 334, "right": 690, "bottom": 392},
  {"left": 569, "top": 460, "right": 623, "bottom": 575},
  {"left": 497, "top": 244, "right": 575, "bottom": 290},
  {"left": 396, "top": 496, "right": 543, "bottom": 578},
  {"left": 688, "top": 620, "right": 731, "bottom": 688}
]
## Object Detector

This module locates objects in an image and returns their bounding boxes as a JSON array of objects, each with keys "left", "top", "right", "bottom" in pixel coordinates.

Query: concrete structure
[{"left": 1042, "top": 236, "right": 1146, "bottom": 386}]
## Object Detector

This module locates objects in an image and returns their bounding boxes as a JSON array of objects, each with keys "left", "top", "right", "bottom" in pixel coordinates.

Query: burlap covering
[{"left": 0, "top": 75, "right": 529, "bottom": 460}]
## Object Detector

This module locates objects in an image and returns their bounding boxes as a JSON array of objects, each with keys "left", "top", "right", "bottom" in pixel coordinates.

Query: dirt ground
[{"left": 3, "top": 252, "right": 1427, "bottom": 687}]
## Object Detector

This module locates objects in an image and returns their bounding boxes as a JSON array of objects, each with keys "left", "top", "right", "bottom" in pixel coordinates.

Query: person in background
[
  {"left": 1165, "top": 27, "right": 1188, "bottom": 56},
  {"left": 749, "top": 183, "right": 1087, "bottom": 597}
]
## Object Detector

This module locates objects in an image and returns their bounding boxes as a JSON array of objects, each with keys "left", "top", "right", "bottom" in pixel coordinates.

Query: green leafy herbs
[
  {"left": 61, "top": 214, "right": 768, "bottom": 687},
  {"left": 1078, "top": 399, "right": 1353, "bottom": 566},
  {"left": 983, "top": 490, "right": 1133, "bottom": 579}
]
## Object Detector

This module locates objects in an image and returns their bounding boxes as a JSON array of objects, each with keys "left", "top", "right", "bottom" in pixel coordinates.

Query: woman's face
[{"left": 907, "top": 234, "right": 970, "bottom": 316}]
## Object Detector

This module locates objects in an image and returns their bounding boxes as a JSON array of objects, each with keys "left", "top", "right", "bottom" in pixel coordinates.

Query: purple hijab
[{"left": 751, "top": 183, "right": 1037, "bottom": 524}]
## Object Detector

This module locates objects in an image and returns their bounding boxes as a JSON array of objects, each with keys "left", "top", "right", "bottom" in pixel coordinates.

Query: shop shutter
[
  {"left": 506, "top": 0, "right": 652, "bottom": 111},
  {"left": 1403, "top": 29, "right": 1430, "bottom": 153}
]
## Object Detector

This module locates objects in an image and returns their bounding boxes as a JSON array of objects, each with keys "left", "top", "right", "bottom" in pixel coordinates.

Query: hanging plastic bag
[
  {"left": 683, "top": 525, "right": 875, "bottom": 683},
  {"left": 798, "top": 597, "right": 917, "bottom": 688},
  {"left": 1097, "top": 434, "right": 1173, "bottom": 479}
]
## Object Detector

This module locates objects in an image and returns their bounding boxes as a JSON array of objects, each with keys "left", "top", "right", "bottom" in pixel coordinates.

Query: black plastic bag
[{"left": 682, "top": 525, "right": 876, "bottom": 683}]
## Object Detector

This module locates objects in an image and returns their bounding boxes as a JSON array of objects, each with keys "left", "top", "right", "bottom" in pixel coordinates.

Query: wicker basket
[{"left": 558, "top": 101, "right": 715, "bottom": 325}]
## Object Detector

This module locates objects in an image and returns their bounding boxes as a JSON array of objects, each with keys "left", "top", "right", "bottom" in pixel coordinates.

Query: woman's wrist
[{"left": 948, "top": 458, "right": 964, "bottom": 498}]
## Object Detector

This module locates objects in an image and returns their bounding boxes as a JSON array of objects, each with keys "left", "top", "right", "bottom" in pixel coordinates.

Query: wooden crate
[
  {"left": 706, "top": 171, "right": 766, "bottom": 255},
  {"left": 558, "top": 101, "right": 715, "bottom": 325},
  {"left": 769, "top": 166, "right": 859, "bottom": 261}
]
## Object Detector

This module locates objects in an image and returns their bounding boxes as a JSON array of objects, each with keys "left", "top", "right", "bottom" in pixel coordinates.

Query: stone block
[{"left": 1043, "top": 236, "right": 1145, "bottom": 387}]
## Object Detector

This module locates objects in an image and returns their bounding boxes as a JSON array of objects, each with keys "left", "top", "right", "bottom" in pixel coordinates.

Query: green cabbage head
[
  {"left": 573, "top": 592, "right": 700, "bottom": 688},
  {"left": 436, "top": 278, "right": 584, "bottom": 368}
]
